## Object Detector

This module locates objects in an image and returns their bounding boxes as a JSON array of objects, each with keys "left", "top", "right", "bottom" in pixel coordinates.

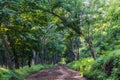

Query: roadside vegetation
[
  {"left": 0, "top": 64, "right": 52, "bottom": 80},
  {"left": 67, "top": 50, "right": 120, "bottom": 80}
]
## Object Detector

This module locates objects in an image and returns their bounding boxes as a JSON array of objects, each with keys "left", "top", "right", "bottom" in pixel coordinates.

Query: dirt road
[{"left": 24, "top": 65, "right": 86, "bottom": 80}]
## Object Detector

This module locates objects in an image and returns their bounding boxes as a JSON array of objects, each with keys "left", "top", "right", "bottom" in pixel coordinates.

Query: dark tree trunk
[
  {"left": 13, "top": 46, "right": 19, "bottom": 69},
  {"left": 8, "top": 35, "right": 19, "bottom": 69},
  {"left": 77, "top": 48, "right": 80, "bottom": 60},
  {"left": 28, "top": 59, "right": 31, "bottom": 67},
  {"left": 21, "top": 45, "right": 25, "bottom": 68},
  {"left": 53, "top": 52, "right": 57, "bottom": 64},
  {"left": 0, "top": 2, "right": 12, "bottom": 69},
  {"left": 69, "top": 50, "right": 76, "bottom": 61},
  {"left": 85, "top": 37, "right": 97, "bottom": 60},
  {"left": 28, "top": 55, "right": 31, "bottom": 67},
  {"left": 1, "top": 35, "right": 13, "bottom": 69}
]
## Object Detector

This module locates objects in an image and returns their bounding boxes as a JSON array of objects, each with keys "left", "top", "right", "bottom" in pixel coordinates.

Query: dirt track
[{"left": 24, "top": 65, "right": 86, "bottom": 80}]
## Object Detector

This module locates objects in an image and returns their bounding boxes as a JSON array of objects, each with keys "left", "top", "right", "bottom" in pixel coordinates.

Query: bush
[
  {"left": 67, "top": 58, "right": 94, "bottom": 76},
  {"left": 88, "top": 49, "right": 120, "bottom": 80},
  {"left": 67, "top": 50, "right": 120, "bottom": 80}
]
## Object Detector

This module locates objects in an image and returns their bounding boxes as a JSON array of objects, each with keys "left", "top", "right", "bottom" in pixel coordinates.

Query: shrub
[
  {"left": 88, "top": 49, "right": 120, "bottom": 80},
  {"left": 67, "top": 50, "right": 120, "bottom": 80},
  {"left": 67, "top": 58, "right": 94, "bottom": 76}
]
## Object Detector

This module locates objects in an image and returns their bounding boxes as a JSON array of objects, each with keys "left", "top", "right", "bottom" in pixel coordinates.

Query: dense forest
[{"left": 0, "top": 0, "right": 120, "bottom": 80}]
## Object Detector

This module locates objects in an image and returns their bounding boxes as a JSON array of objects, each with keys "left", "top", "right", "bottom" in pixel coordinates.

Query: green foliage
[
  {"left": 0, "top": 64, "right": 52, "bottom": 80},
  {"left": 67, "top": 50, "right": 120, "bottom": 80},
  {"left": 67, "top": 58, "right": 94, "bottom": 75},
  {"left": 87, "top": 50, "right": 120, "bottom": 80},
  {"left": 0, "top": 68, "right": 19, "bottom": 80}
]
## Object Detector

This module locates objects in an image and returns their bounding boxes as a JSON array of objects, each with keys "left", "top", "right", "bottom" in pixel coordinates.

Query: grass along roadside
[{"left": 0, "top": 64, "right": 52, "bottom": 80}]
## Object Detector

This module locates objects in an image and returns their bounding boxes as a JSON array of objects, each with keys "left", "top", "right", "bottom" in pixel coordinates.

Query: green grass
[{"left": 0, "top": 64, "right": 52, "bottom": 80}]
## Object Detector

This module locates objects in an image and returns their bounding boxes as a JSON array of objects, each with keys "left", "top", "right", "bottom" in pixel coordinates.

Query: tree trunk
[
  {"left": 71, "top": 38, "right": 76, "bottom": 60},
  {"left": 32, "top": 49, "right": 36, "bottom": 65},
  {"left": 41, "top": 36, "right": 46, "bottom": 64},
  {"left": 85, "top": 37, "right": 97, "bottom": 60},
  {"left": 8, "top": 35, "right": 19, "bottom": 69},
  {"left": 53, "top": 52, "right": 57, "bottom": 64},
  {"left": 28, "top": 54, "right": 32, "bottom": 67},
  {"left": 1, "top": 35, "right": 13, "bottom": 69},
  {"left": 21, "top": 45, "right": 25, "bottom": 68},
  {"left": 13, "top": 46, "right": 19, "bottom": 69},
  {"left": 77, "top": 48, "right": 80, "bottom": 60}
]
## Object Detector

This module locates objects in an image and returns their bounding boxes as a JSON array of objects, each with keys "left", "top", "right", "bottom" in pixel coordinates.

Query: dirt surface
[{"left": 24, "top": 64, "right": 87, "bottom": 80}]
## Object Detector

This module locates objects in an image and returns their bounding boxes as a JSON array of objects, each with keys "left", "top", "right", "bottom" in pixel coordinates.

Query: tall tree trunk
[
  {"left": 41, "top": 36, "right": 46, "bottom": 64},
  {"left": 53, "top": 52, "right": 57, "bottom": 64},
  {"left": 0, "top": 2, "right": 12, "bottom": 68},
  {"left": 8, "top": 35, "right": 19, "bottom": 69},
  {"left": 21, "top": 44, "right": 25, "bottom": 68},
  {"left": 71, "top": 38, "right": 76, "bottom": 60},
  {"left": 1, "top": 35, "right": 13, "bottom": 69},
  {"left": 36, "top": 52, "right": 40, "bottom": 64},
  {"left": 32, "top": 49, "right": 36, "bottom": 65},
  {"left": 85, "top": 37, "right": 97, "bottom": 60},
  {"left": 28, "top": 53, "right": 32, "bottom": 67},
  {"left": 13, "top": 46, "right": 19, "bottom": 69},
  {"left": 77, "top": 48, "right": 80, "bottom": 60}
]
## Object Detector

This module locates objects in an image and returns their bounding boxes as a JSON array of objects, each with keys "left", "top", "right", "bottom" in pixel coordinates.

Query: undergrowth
[
  {"left": 0, "top": 64, "right": 52, "bottom": 80},
  {"left": 88, "top": 49, "right": 120, "bottom": 80},
  {"left": 67, "top": 49, "right": 120, "bottom": 80},
  {"left": 67, "top": 58, "right": 94, "bottom": 76}
]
